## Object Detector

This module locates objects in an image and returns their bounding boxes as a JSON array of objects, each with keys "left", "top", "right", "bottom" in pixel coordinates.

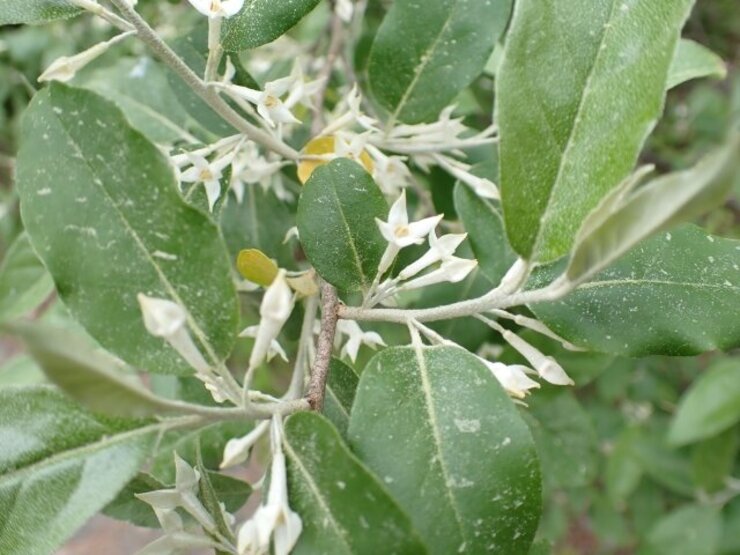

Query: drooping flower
[
  {"left": 248, "top": 270, "right": 295, "bottom": 372},
  {"left": 479, "top": 358, "right": 540, "bottom": 399},
  {"left": 335, "top": 320, "right": 386, "bottom": 363},
  {"left": 39, "top": 31, "right": 135, "bottom": 82},
  {"left": 221, "top": 420, "right": 270, "bottom": 469},
  {"left": 397, "top": 256, "right": 478, "bottom": 292}
]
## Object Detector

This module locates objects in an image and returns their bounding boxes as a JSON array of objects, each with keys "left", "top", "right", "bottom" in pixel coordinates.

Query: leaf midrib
[
  {"left": 326, "top": 182, "right": 369, "bottom": 289},
  {"left": 575, "top": 278, "right": 740, "bottom": 293}
]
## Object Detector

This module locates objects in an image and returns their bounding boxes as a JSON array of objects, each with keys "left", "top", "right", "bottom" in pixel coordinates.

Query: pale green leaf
[
  {"left": 667, "top": 38, "right": 727, "bottom": 90},
  {"left": 0, "top": 387, "right": 161, "bottom": 555},
  {"left": 668, "top": 359, "right": 740, "bottom": 446},
  {"left": 691, "top": 427, "right": 738, "bottom": 493},
  {"left": 0, "top": 233, "right": 53, "bottom": 322},
  {"left": 498, "top": 0, "right": 694, "bottom": 262},
  {"left": 0, "top": 0, "right": 79, "bottom": 25},
  {"left": 567, "top": 136, "right": 739, "bottom": 283},
  {"left": 297, "top": 159, "right": 387, "bottom": 292},
  {"left": 0, "top": 356, "right": 45, "bottom": 388},
  {"left": 531, "top": 226, "right": 740, "bottom": 356},
  {"left": 646, "top": 505, "right": 722, "bottom": 555},
  {"left": 284, "top": 412, "right": 427, "bottom": 555},
  {"left": 222, "top": 0, "right": 322, "bottom": 52},
  {"left": 368, "top": 0, "right": 513, "bottom": 124},
  {"left": 16, "top": 83, "right": 239, "bottom": 375},
  {"left": 348, "top": 346, "right": 541, "bottom": 555}
]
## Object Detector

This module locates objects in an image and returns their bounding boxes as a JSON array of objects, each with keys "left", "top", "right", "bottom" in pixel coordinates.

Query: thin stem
[
  {"left": 285, "top": 294, "right": 319, "bottom": 400},
  {"left": 306, "top": 282, "right": 340, "bottom": 410},
  {"left": 170, "top": 398, "right": 309, "bottom": 421},
  {"left": 108, "top": 0, "right": 299, "bottom": 161},
  {"left": 204, "top": 17, "right": 224, "bottom": 82}
]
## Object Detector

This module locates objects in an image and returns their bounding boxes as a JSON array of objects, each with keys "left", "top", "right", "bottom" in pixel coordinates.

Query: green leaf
[
  {"left": 322, "top": 358, "right": 360, "bottom": 437},
  {"left": 283, "top": 412, "right": 427, "bottom": 555},
  {"left": 368, "top": 0, "right": 512, "bottom": 124},
  {"left": 691, "top": 427, "right": 739, "bottom": 493},
  {"left": 16, "top": 83, "right": 238, "bottom": 375},
  {"left": 498, "top": 0, "right": 694, "bottom": 263},
  {"left": 76, "top": 56, "right": 207, "bottom": 145},
  {"left": 8, "top": 322, "right": 194, "bottom": 418},
  {"left": 0, "top": 232, "right": 53, "bottom": 322},
  {"left": 453, "top": 183, "right": 516, "bottom": 285},
  {"left": 103, "top": 473, "right": 164, "bottom": 529},
  {"left": 0, "top": 355, "right": 45, "bottom": 388},
  {"left": 667, "top": 39, "right": 727, "bottom": 90},
  {"left": 204, "top": 470, "right": 252, "bottom": 514},
  {"left": 222, "top": 0, "right": 322, "bottom": 52},
  {"left": 0, "top": 0, "right": 80, "bottom": 25},
  {"left": 348, "top": 346, "right": 541, "bottom": 555},
  {"left": 566, "top": 137, "right": 739, "bottom": 283},
  {"left": 646, "top": 505, "right": 722, "bottom": 555},
  {"left": 196, "top": 448, "right": 238, "bottom": 545},
  {"left": 633, "top": 431, "right": 693, "bottom": 497},
  {"left": 605, "top": 428, "right": 643, "bottom": 505},
  {"left": 297, "top": 159, "right": 387, "bottom": 291},
  {"left": 0, "top": 386, "right": 161, "bottom": 555},
  {"left": 531, "top": 226, "right": 740, "bottom": 356},
  {"left": 668, "top": 358, "right": 740, "bottom": 446},
  {"left": 523, "top": 391, "right": 598, "bottom": 490}
]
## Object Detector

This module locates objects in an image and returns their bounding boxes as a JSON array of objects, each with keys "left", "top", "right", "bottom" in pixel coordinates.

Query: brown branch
[{"left": 306, "top": 281, "right": 340, "bottom": 410}]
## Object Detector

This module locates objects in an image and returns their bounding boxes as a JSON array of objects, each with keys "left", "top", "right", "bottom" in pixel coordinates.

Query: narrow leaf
[
  {"left": 498, "top": 0, "right": 694, "bottom": 262},
  {"left": 322, "top": 358, "right": 360, "bottom": 437},
  {"left": 368, "top": 0, "right": 513, "bottom": 124},
  {"left": 667, "top": 39, "right": 727, "bottom": 90},
  {"left": 0, "top": 233, "right": 53, "bottom": 322},
  {"left": 348, "top": 346, "right": 541, "bottom": 555},
  {"left": 566, "top": 136, "right": 739, "bottom": 283},
  {"left": 16, "top": 83, "right": 239, "bottom": 375},
  {"left": 668, "top": 359, "right": 740, "bottom": 446},
  {"left": 283, "top": 412, "right": 427, "bottom": 555},
  {"left": 297, "top": 159, "right": 387, "bottom": 291},
  {"left": 0, "top": 0, "right": 80, "bottom": 25}
]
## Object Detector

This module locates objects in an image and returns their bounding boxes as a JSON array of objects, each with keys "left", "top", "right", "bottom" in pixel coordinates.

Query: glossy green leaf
[
  {"left": 531, "top": 226, "right": 740, "bottom": 356},
  {"left": 348, "top": 346, "right": 541, "bottom": 554},
  {"left": 454, "top": 183, "right": 516, "bottom": 285},
  {"left": 0, "top": 232, "right": 53, "bottom": 322},
  {"left": 322, "top": 358, "right": 360, "bottom": 438},
  {"left": 368, "top": 0, "right": 512, "bottom": 124},
  {"left": 8, "top": 322, "right": 194, "bottom": 418},
  {"left": 222, "top": 0, "right": 322, "bottom": 52},
  {"left": 667, "top": 39, "right": 727, "bottom": 90},
  {"left": 76, "top": 56, "right": 206, "bottom": 145},
  {"left": 567, "top": 137, "right": 739, "bottom": 283},
  {"left": 0, "top": 0, "right": 80, "bottom": 25},
  {"left": 16, "top": 83, "right": 238, "bottom": 375},
  {"left": 284, "top": 412, "right": 427, "bottom": 554},
  {"left": 0, "top": 386, "right": 160, "bottom": 555},
  {"left": 646, "top": 504, "right": 722, "bottom": 555},
  {"left": 498, "top": 0, "right": 694, "bottom": 263},
  {"left": 668, "top": 358, "right": 740, "bottom": 446},
  {"left": 297, "top": 159, "right": 387, "bottom": 291}
]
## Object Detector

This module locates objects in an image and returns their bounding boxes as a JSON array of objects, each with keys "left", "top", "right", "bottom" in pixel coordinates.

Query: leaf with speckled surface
[
  {"left": 0, "top": 0, "right": 80, "bottom": 25},
  {"left": 368, "top": 0, "right": 513, "bottom": 124},
  {"left": 284, "top": 412, "right": 427, "bottom": 555},
  {"left": 348, "top": 346, "right": 542, "bottom": 555},
  {"left": 297, "top": 159, "right": 387, "bottom": 292},
  {"left": 15, "top": 83, "right": 239, "bottom": 375},
  {"left": 498, "top": 0, "right": 695, "bottom": 263},
  {"left": 530, "top": 226, "right": 740, "bottom": 356},
  {"left": 0, "top": 386, "right": 158, "bottom": 555},
  {"left": 221, "top": 0, "right": 322, "bottom": 52}
]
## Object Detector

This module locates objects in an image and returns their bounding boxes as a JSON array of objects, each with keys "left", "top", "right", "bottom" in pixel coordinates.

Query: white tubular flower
[
  {"left": 248, "top": 270, "right": 295, "bottom": 371},
  {"left": 335, "top": 320, "right": 386, "bottom": 363},
  {"left": 179, "top": 152, "right": 234, "bottom": 211},
  {"left": 217, "top": 76, "right": 300, "bottom": 128},
  {"left": 425, "top": 153, "right": 500, "bottom": 200},
  {"left": 365, "top": 143, "right": 410, "bottom": 195},
  {"left": 284, "top": 63, "right": 325, "bottom": 110},
  {"left": 221, "top": 420, "right": 270, "bottom": 469},
  {"left": 187, "top": 0, "right": 245, "bottom": 18},
  {"left": 237, "top": 419, "right": 302, "bottom": 555},
  {"left": 230, "top": 143, "right": 287, "bottom": 202},
  {"left": 480, "top": 358, "right": 540, "bottom": 399},
  {"left": 239, "top": 326, "right": 289, "bottom": 362},
  {"left": 398, "top": 256, "right": 477, "bottom": 292},
  {"left": 335, "top": 0, "right": 354, "bottom": 22},
  {"left": 137, "top": 294, "right": 210, "bottom": 375},
  {"left": 501, "top": 330, "right": 575, "bottom": 386},
  {"left": 38, "top": 30, "right": 135, "bottom": 83},
  {"left": 398, "top": 229, "right": 468, "bottom": 280},
  {"left": 320, "top": 85, "right": 378, "bottom": 136},
  {"left": 375, "top": 190, "right": 443, "bottom": 275}
]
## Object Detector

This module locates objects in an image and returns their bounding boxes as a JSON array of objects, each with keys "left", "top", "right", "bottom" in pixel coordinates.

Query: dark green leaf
[
  {"left": 349, "top": 346, "right": 541, "bottom": 555},
  {"left": 667, "top": 39, "right": 727, "bottom": 90},
  {"left": 284, "top": 412, "right": 427, "bottom": 555},
  {"left": 0, "top": 0, "right": 80, "bottom": 25},
  {"left": 16, "top": 83, "right": 239, "bottom": 375},
  {"left": 498, "top": 0, "right": 694, "bottom": 262},
  {"left": 368, "top": 0, "right": 513, "bottom": 123},
  {"left": 0, "top": 232, "right": 53, "bottom": 322},
  {"left": 531, "top": 226, "right": 740, "bottom": 356},
  {"left": 691, "top": 427, "right": 739, "bottom": 493},
  {"left": 668, "top": 358, "right": 740, "bottom": 446},
  {"left": 322, "top": 358, "right": 360, "bottom": 438},
  {"left": 222, "top": 0, "right": 322, "bottom": 52},
  {"left": 0, "top": 387, "right": 160, "bottom": 555},
  {"left": 297, "top": 159, "right": 387, "bottom": 291},
  {"left": 196, "top": 448, "right": 237, "bottom": 545}
]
